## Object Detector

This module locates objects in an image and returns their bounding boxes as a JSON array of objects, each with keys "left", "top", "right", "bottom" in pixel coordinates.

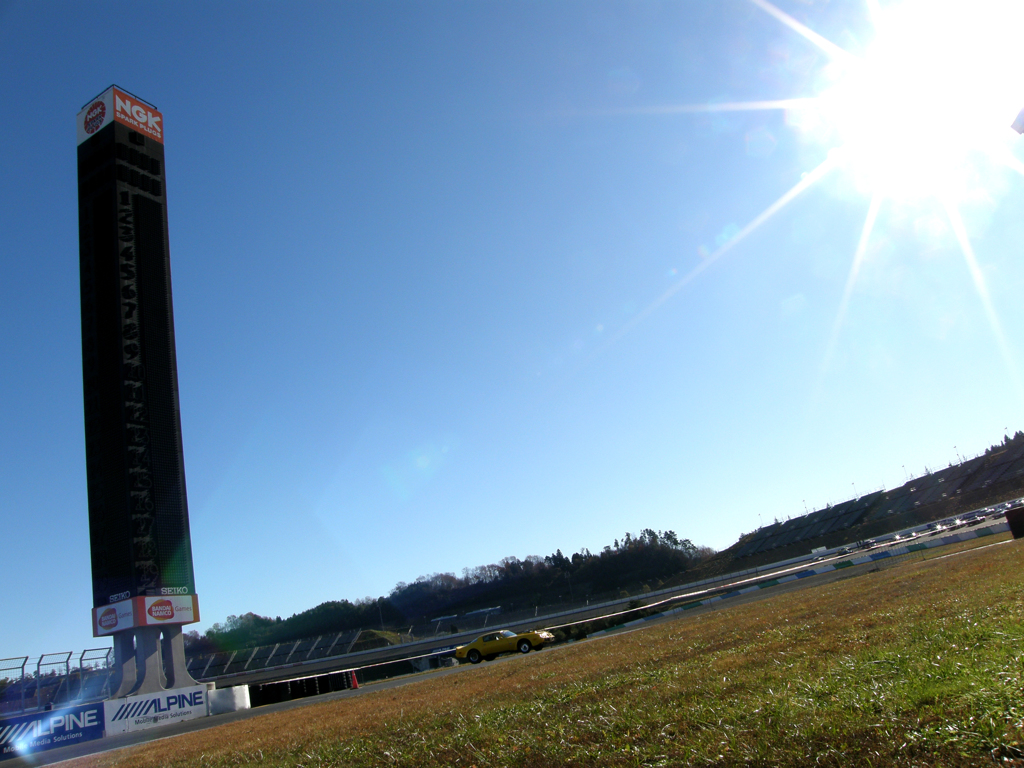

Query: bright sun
[
  {"left": 613, "top": 0, "right": 1024, "bottom": 397},
  {"left": 811, "top": 0, "right": 1024, "bottom": 201}
]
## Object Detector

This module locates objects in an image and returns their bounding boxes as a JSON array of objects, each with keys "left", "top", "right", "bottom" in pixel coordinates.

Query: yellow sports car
[{"left": 454, "top": 628, "right": 555, "bottom": 663}]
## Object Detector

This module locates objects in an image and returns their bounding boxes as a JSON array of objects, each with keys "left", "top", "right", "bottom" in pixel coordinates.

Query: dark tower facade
[{"left": 77, "top": 87, "right": 199, "bottom": 696}]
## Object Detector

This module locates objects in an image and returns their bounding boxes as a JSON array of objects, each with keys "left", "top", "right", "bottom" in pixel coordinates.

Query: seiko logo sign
[
  {"left": 161, "top": 586, "right": 189, "bottom": 595},
  {"left": 109, "top": 591, "right": 131, "bottom": 603}
]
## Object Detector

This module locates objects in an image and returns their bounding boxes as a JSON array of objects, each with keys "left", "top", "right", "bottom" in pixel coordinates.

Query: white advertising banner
[
  {"left": 92, "top": 595, "right": 199, "bottom": 637},
  {"left": 139, "top": 595, "right": 199, "bottom": 627},
  {"left": 103, "top": 685, "right": 208, "bottom": 734},
  {"left": 76, "top": 89, "right": 113, "bottom": 145},
  {"left": 92, "top": 598, "right": 135, "bottom": 636}
]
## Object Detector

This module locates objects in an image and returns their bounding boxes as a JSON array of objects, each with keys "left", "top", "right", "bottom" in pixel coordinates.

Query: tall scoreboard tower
[{"left": 77, "top": 86, "right": 199, "bottom": 696}]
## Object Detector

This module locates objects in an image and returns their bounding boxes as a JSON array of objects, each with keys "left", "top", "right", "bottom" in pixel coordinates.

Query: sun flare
[
  {"left": 593, "top": 0, "right": 1024, "bottom": 399},
  {"left": 803, "top": 0, "right": 1024, "bottom": 201}
]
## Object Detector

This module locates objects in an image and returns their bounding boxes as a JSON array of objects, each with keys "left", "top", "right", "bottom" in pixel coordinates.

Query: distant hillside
[
  {"left": 187, "top": 429, "right": 1024, "bottom": 656},
  {"left": 714, "top": 430, "right": 1024, "bottom": 569},
  {"left": 185, "top": 529, "right": 713, "bottom": 655}
]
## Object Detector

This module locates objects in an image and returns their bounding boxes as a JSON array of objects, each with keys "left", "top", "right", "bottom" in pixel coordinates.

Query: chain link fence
[{"left": 0, "top": 648, "right": 113, "bottom": 716}]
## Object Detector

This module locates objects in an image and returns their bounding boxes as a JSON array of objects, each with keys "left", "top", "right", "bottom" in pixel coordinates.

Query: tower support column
[
  {"left": 109, "top": 625, "right": 199, "bottom": 697},
  {"left": 111, "top": 631, "right": 138, "bottom": 699}
]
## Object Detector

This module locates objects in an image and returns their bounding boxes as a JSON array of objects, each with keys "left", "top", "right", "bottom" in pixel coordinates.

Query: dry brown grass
[{"left": 69, "top": 538, "right": 1024, "bottom": 767}]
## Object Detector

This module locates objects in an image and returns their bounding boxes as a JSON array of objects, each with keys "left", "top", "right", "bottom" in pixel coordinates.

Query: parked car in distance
[{"left": 455, "top": 629, "right": 556, "bottom": 664}]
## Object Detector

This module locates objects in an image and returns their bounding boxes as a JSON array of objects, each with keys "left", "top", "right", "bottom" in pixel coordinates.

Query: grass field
[{"left": 72, "top": 537, "right": 1024, "bottom": 767}]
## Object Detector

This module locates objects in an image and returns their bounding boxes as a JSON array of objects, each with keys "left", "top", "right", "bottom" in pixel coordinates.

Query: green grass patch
[{"left": 74, "top": 540, "right": 1024, "bottom": 767}]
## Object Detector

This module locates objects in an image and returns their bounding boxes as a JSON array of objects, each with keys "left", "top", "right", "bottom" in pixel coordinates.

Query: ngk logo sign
[
  {"left": 112, "top": 89, "right": 163, "bottom": 143},
  {"left": 83, "top": 101, "right": 106, "bottom": 134},
  {"left": 77, "top": 86, "right": 164, "bottom": 146}
]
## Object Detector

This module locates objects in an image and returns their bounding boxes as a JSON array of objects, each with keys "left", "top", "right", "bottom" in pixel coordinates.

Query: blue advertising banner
[{"left": 0, "top": 702, "right": 105, "bottom": 761}]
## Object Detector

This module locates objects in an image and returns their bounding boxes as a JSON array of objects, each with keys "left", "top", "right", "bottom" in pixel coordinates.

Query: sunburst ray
[
  {"left": 1002, "top": 152, "right": 1024, "bottom": 180},
  {"left": 747, "top": 0, "right": 860, "bottom": 64},
  {"left": 944, "top": 199, "right": 1024, "bottom": 404},
  {"left": 816, "top": 194, "right": 882, "bottom": 389},
  {"left": 596, "top": 155, "right": 837, "bottom": 354},
  {"left": 589, "top": 98, "right": 817, "bottom": 117}
]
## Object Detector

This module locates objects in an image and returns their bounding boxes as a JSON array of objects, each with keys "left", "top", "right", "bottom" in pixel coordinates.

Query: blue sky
[{"left": 2, "top": 0, "right": 1024, "bottom": 660}]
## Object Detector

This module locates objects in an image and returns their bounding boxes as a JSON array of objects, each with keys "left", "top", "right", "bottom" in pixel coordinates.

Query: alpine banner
[
  {"left": 0, "top": 703, "right": 105, "bottom": 761},
  {"left": 103, "top": 685, "right": 208, "bottom": 734}
]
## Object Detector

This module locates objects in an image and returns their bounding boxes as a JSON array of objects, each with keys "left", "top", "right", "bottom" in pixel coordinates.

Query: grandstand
[
  {"left": 186, "top": 630, "right": 361, "bottom": 682},
  {"left": 730, "top": 445, "right": 1024, "bottom": 561}
]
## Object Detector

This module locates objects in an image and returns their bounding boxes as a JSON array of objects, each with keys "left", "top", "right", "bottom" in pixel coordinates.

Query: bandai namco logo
[
  {"left": 98, "top": 607, "right": 119, "bottom": 630},
  {"left": 147, "top": 599, "right": 174, "bottom": 621},
  {"left": 84, "top": 101, "right": 106, "bottom": 134}
]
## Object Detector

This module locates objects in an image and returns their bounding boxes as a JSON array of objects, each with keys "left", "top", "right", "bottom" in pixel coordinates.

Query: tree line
[{"left": 185, "top": 528, "right": 714, "bottom": 655}]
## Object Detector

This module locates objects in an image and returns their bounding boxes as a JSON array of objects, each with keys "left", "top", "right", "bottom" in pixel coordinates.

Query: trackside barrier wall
[
  {"left": 594, "top": 520, "right": 1012, "bottom": 635},
  {"left": 1006, "top": 508, "right": 1024, "bottom": 538},
  {"left": 248, "top": 670, "right": 358, "bottom": 708},
  {"left": 208, "top": 685, "right": 251, "bottom": 715},
  {"left": 0, "top": 685, "right": 212, "bottom": 761}
]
